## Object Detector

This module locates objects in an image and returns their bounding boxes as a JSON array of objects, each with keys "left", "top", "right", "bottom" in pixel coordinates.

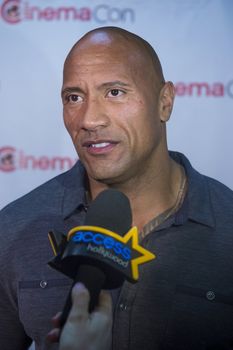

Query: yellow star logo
[
  {"left": 67, "top": 225, "right": 156, "bottom": 282},
  {"left": 122, "top": 226, "right": 156, "bottom": 280}
]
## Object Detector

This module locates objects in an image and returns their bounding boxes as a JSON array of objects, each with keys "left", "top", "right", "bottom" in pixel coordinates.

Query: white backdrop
[{"left": 1, "top": 0, "right": 233, "bottom": 211}]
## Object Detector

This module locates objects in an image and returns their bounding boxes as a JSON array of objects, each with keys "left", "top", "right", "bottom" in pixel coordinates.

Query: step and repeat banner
[{"left": 1, "top": 0, "right": 233, "bottom": 210}]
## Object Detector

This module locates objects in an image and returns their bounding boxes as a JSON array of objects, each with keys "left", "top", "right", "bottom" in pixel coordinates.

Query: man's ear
[{"left": 159, "top": 81, "right": 175, "bottom": 122}]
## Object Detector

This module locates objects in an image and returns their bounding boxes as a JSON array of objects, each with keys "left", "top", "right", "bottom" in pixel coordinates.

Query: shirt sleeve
[{"left": 0, "top": 207, "right": 32, "bottom": 350}]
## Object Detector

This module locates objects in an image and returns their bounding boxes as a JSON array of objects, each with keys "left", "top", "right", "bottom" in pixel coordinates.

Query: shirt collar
[
  {"left": 170, "top": 151, "right": 215, "bottom": 228},
  {"left": 59, "top": 152, "right": 216, "bottom": 228},
  {"left": 60, "top": 160, "right": 87, "bottom": 219}
]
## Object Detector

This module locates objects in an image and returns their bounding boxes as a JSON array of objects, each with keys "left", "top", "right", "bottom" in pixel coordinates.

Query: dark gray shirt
[{"left": 0, "top": 152, "right": 233, "bottom": 350}]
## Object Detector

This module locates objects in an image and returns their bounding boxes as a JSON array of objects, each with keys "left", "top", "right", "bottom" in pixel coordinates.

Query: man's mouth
[
  {"left": 88, "top": 142, "right": 111, "bottom": 148},
  {"left": 82, "top": 140, "right": 118, "bottom": 154}
]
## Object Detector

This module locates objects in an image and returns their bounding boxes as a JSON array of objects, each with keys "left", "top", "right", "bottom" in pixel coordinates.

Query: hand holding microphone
[{"left": 47, "top": 282, "right": 112, "bottom": 350}]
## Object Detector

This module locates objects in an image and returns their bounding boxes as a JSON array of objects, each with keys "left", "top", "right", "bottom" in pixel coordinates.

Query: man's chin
[
  {"left": 84, "top": 162, "right": 128, "bottom": 186},
  {"left": 88, "top": 171, "right": 124, "bottom": 186}
]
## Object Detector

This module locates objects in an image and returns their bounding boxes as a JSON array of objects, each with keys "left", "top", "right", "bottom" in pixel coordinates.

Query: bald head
[
  {"left": 64, "top": 26, "right": 165, "bottom": 85},
  {"left": 62, "top": 26, "right": 175, "bottom": 190}
]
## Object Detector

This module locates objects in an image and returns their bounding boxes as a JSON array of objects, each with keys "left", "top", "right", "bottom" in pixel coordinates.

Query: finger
[
  {"left": 51, "top": 311, "right": 62, "bottom": 328},
  {"left": 67, "top": 282, "right": 90, "bottom": 322},
  {"left": 46, "top": 327, "right": 61, "bottom": 343},
  {"left": 90, "top": 290, "right": 113, "bottom": 349},
  {"left": 91, "top": 290, "right": 113, "bottom": 330},
  {"left": 95, "top": 290, "right": 112, "bottom": 315}
]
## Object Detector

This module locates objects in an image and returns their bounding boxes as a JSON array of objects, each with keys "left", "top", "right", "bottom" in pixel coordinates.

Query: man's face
[{"left": 62, "top": 34, "right": 165, "bottom": 186}]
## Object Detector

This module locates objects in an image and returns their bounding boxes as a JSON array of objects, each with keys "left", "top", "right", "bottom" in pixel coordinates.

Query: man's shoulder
[
  {"left": 171, "top": 151, "right": 233, "bottom": 224},
  {"left": 0, "top": 161, "right": 84, "bottom": 223},
  {"left": 1, "top": 170, "right": 66, "bottom": 216},
  {"left": 199, "top": 174, "right": 233, "bottom": 230},
  {"left": 205, "top": 174, "right": 233, "bottom": 207},
  {"left": 171, "top": 151, "right": 233, "bottom": 206}
]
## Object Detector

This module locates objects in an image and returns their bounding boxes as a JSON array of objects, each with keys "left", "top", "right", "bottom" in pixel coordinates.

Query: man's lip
[
  {"left": 81, "top": 140, "right": 119, "bottom": 155},
  {"left": 82, "top": 140, "right": 118, "bottom": 147}
]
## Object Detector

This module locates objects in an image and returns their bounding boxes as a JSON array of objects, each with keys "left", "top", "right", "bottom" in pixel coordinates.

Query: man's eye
[
  {"left": 67, "top": 94, "right": 82, "bottom": 103},
  {"left": 107, "top": 89, "right": 124, "bottom": 97}
]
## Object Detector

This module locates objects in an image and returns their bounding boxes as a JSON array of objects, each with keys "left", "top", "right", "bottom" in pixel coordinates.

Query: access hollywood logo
[
  {"left": 64, "top": 225, "right": 155, "bottom": 281},
  {"left": 0, "top": 146, "right": 76, "bottom": 172},
  {"left": 0, "top": 0, "right": 135, "bottom": 24}
]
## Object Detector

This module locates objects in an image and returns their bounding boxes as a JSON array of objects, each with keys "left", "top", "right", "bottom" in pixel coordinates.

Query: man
[{"left": 0, "top": 26, "right": 233, "bottom": 350}]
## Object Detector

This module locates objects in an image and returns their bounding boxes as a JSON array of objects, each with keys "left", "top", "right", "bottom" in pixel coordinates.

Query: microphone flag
[{"left": 49, "top": 224, "right": 155, "bottom": 286}]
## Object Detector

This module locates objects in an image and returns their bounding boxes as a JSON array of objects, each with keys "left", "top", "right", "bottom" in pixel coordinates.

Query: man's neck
[
  {"left": 87, "top": 156, "right": 184, "bottom": 234},
  {"left": 124, "top": 159, "right": 184, "bottom": 232}
]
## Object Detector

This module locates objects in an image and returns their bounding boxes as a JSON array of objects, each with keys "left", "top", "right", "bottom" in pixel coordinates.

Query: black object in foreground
[{"left": 48, "top": 189, "right": 155, "bottom": 327}]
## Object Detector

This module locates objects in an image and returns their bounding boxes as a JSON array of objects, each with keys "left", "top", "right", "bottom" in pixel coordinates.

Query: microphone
[{"left": 48, "top": 189, "right": 155, "bottom": 327}]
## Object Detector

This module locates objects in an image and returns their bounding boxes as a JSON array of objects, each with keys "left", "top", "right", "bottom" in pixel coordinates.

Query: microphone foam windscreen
[{"left": 84, "top": 189, "right": 132, "bottom": 235}]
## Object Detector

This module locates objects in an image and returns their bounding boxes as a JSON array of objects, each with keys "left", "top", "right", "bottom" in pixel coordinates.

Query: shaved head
[
  {"left": 64, "top": 26, "right": 165, "bottom": 86},
  {"left": 62, "top": 25, "right": 175, "bottom": 193}
]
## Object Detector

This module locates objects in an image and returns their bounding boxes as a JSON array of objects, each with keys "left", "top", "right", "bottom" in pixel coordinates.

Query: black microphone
[{"left": 48, "top": 189, "right": 155, "bottom": 327}]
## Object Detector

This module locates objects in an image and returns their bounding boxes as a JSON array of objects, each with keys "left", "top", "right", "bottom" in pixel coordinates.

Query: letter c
[
  {"left": 83, "top": 231, "right": 93, "bottom": 242},
  {"left": 93, "top": 233, "right": 104, "bottom": 245}
]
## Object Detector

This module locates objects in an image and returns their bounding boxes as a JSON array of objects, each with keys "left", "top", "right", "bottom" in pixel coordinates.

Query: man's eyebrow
[
  {"left": 61, "top": 86, "right": 84, "bottom": 96},
  {"left": 98, "top": 81, "right": 130, "bottom": 89},
  {"left": 61, "top": 81, "right": 130, "bottom": 96}
]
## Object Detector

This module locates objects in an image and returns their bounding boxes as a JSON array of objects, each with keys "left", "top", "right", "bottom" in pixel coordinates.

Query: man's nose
[{"left": 81, "top": 98, "right": 109, "bottom": 131}]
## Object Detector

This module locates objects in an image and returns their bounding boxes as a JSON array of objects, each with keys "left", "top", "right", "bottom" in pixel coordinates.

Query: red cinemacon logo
[
  {"left": 174, "top": 81, "right": 233, "bottom": 98},
  {"left": 0, "top": 0, "right": 134, "bottom": 24},
  {"left": 1, "top": 0, "right": 20, "bottom": 23},
  {"left": 0, "top": 146, "right": 76, "bottom": 172}
]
